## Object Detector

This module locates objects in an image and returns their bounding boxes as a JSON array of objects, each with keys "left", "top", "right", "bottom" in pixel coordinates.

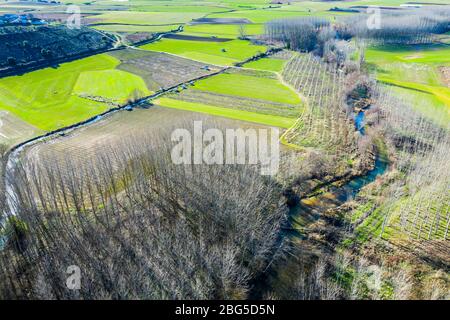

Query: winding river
[
  {"left": 0, "top": 35, "right": 388, "bottom": 254},
  {"left": 250, "top": 108, "right": 389, "bottom": 299},
  {"left": 289, "top": 109, "right": 389, "bottom": 237}
]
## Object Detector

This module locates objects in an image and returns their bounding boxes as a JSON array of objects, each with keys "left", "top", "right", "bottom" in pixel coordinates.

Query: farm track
[
  {"left": 276, "top": 69, "right": 308, "bottom": 151},
  {"left": 238, "top": 57, "right": 308, "bottom": 151}
]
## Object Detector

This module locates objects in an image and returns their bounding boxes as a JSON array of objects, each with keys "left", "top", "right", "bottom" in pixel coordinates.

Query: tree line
[
  {"left": 0, "top": 127, "right": 288, "bottom": 299},
  {"left": 265, "top": 7, "right": 450, "bottom": 51}
]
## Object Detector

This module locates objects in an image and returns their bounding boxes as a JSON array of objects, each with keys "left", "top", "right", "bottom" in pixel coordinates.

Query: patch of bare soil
[
  {"left": 123, "top": 32, "right": 154, "bottom": 45},
  {"left": 439, "top": 66, "right": 450, "bottom": 88},
  {"left": 109, "top": 49, "right": 220, "bottom": 91}
]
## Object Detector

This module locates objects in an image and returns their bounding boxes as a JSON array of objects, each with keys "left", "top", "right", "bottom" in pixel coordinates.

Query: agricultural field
[
  {"left": 140, "top": 38, "right": 267, "bottom": 66},
  {"left": 74, "top": 69, "right": 150, "bottom": 103},
  {"left": 1, "top": 0, "right": 450, "bottom": 303},
  {"left": 107, "top": 49, "right": 220, "bottom": 91},
  {"left": 366, "top": 44, "right": 450, "bottom": 124},
  {"left": 155, "top": 66, "right": 302, "bottom": 128},
  {"left": 93, "top": 24, "right": 180, "bottom": 34},
  {"left": 155, "top": 98, "right": 296, "bottom": 128},
  {"left": 0, "top": 54, "right": 116, "bottom": 131},
  {"left": 205, "top": 8, "right": 311, "bottom": 24},
  {"left": 86, "top": 11, "right": 205, "bottom": 26},
  {"left": 0, "top": 45, "right": 221, "bottom": 134},
  {"left": 0, "top": 53, "right": 151, "bottom": 131},
  {"left": 23, "top": 105, "right": 271, "bottom": 170},
  {"left": 182, "top": 23, "right": 264, "bottom": 39},
  {"left": 242, "top": 56, "right": 287, "bottom": 72},
  {"left": 192, "top": 71, "right": 300, "bottom": 104},
  {"left": 0, "top": 111, "right": 43, "bottom": 148},
  {"left": 85, "top": 1, "right": 279, "bottom": 37}
]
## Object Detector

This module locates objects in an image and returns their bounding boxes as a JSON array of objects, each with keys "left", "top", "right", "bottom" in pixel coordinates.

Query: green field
[
  {"left": 242, "top": 58, "right": 286, "bottom": 73},
  {"left": 193, "top": 72, "right": 300, "bottom": 105},
  {"left": 141, "top": 38, "right": 267, "bottom": 66},
  {"left": 3, "top": 0, "right": 448, "bottom": 135},
  {"left": 73, "top": 69, "right": 151, "bottom": 104},
  {"left": 366, "top": 44, "right": 450, "bottom": 66},
  {"left": 157, "top": 64, "right": 302, "bottom": 128},
  {"left": 206, "top": 8, "right": 310, "bottom": 24},
  {"left": 0, "top": 54, "right": 150, "bottom": 131},
  {"left": 366, "top": 44, "right": 450, "bottom": 121},
  {"left": 386, "top": 86, "right": 450, "bottom": 126},
  {"left": 131, "top": 4, "right": 230, "bottom": 13},
  {"left": 87, "top": 11, "right": 204, "bottom": 25},
  {"left": 155, "top": 97, "right": 296, "bottom": 128},
  {"left": 82, "top": 0, "right": 450, "bottom": 41},
  {"left": 93, "top": 24, "right": 180, "bottom": 33},
  {"left": 3, "top": 0, "right": 450, "bottom": 299},
  {"left": 182, "top": 24, "right": 264, "bottom": 39}
]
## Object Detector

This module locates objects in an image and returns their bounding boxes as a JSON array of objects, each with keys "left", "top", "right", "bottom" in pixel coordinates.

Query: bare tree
[{"left": 0, "top": 126, "right": 288, "bottom": 299}]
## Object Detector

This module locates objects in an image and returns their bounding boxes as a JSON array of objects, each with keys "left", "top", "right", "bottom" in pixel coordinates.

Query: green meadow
[
  {"left": 192, "top": 72, "right": 300, "bottom": 105},
  {"left": 73, "top": 69, "right": 151, "bottom": 104},
  {"left": 155, "top": 64, "right": 302, "bottom": 128},
  {"left": 86, "top": 11, "right": 204, "bottom": 26},
  {"left": 242, "top": 58, "right": 286, "bottom": 73},
  {"left": 93, "top": 24, "right": 180, "bottom": 33},
  {"left": 207, "top": 9, "right": 310, "bottom": 24},
  {"left": 366, "top": 44, "right": 450, "bottom": 66},
  {"left": 155, "top": 98, "right": 296, "bottom": 128},
  {"left": 366, "top": 45, "right": 450, "bottom": 120},
  {"left": 3, "top": 0, "right": 450, "bottom": 138},
  {"left": 131, "top": 4, "right": 229, "bottom": 13},
  {"left": 141, "top": 39, "right": 267, "bottom": 66},
  {"left": 182, "top": 24, "right": 264, "bottom": 39},
  {"left": 0, "top": 54, "right": 150, "bottom": 131}
]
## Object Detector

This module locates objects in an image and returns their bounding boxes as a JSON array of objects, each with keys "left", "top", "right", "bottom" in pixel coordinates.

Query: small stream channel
[
  {"left": 250, "top": 108, "right": 390, "bottom": 299},
  {"left": 289, "top": 109, "right": 389, "bottom": 236}
]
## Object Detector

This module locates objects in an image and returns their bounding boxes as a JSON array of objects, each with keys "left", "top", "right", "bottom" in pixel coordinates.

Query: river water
[{"left": 289, "top": 109, "right": 389, "bottom": 237}]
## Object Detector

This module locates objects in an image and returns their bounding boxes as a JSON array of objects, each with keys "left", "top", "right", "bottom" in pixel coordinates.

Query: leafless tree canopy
[
  {"left": 368, "top": 87, "right": 450, "bottom": 241},
  {"left": 266, "top": 8, "right": 450, "bottom": 50},
  {"left": 0, "top": 128, "right": 288, "bottom": 299},
  {"left": 1, "top": 6, "right": 449, "bottom": 301},
  {"left": 342, "top": 8, "right": 450, "bottom": 45},
  {"left": 265, "top": 17, "right": 330, "bottom": 52}
]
